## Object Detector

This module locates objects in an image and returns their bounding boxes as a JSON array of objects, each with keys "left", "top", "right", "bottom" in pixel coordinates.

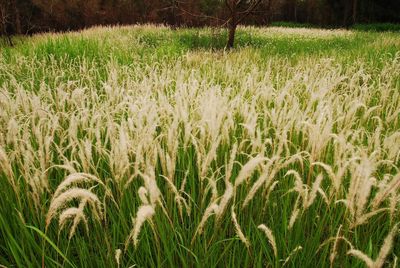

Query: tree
[
  {"left": 286, "top": 0, "right": 297, "bottom": 22},
  {"left": 223, "top": 0, "right": 267, "bottom": 49},
  {"left": 0, "top": 0, "right": 14, "bottom": 45},
  {"left": 342, "top": 0, "right": 358, "bottom": 27},
  {"left": 306, "top": 0, "right": 316, "bottom": 23},
  {"left": 10, "top": 0, "right": 20, "bottom": 33},
  {"left": 154, "top": 0, "right": 180, "bottom": 28},
  {"left": 176, "top": 0, "right": 271, "bottom": 48},
  {"left": 352, "top": 0, "right": 358, "bottom": 24}
]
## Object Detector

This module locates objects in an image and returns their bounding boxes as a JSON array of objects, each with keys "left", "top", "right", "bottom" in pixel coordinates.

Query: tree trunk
[
  {"left": 352, "top": 0, "right": 358, "bottom": 25},
  {"left": 11, "top": 0, "right": 21, "bottom": 34},
  {"left": 226, "top": 0, "right": 236, "bottom": 49},
  {"left": 227, "top": 22, "right": 236, "bottom": 49},
  {"left": 342, "top": 0, "right": 350, "bottom": 27},
  {"left": 266, "top": 0, "right": 272, "bottom": 25},
  {"left": 0, "top": 1, "right": 12, "bottom": 46},
  {"left": 170, "top": 0, "right": 177, "bottom": 29},
  {"left": 287, "top": 0, "right": 296, "bottom": 22},
  {"left": 307, "top": 0, "right": 315, "bottom": 23}
]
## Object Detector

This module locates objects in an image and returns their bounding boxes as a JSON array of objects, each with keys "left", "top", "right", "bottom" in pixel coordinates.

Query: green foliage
[{"left": 352, "top": 23, "right": 400, "bottom": 32}]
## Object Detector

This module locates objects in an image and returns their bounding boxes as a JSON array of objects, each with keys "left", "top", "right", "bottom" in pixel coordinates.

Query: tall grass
[{"left": 0, "top": 25, "right": 399, "bottom": 267}]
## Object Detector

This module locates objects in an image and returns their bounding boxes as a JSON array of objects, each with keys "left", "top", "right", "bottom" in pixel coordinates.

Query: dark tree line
[{"left": 0, "top": 0, "right": 399, "bottom": 46}]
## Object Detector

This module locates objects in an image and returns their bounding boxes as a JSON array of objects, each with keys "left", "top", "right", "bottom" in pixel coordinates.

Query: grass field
[{"left": 0, "top": 25, "right": 400, "bottom": 267}]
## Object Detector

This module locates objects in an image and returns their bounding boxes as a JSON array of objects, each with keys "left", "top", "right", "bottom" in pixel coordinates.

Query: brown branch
[
  {"left": 236, "top": 0, "right": 263, "bottom": 25},
  {"left": 178, "top": 7, "right": 225, "bottom": 23},
  {"left": 224, "top": 0, "right": 233, "bottom": 13}
]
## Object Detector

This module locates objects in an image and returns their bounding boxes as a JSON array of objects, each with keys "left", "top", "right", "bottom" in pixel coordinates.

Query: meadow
[{"left": 0, "top": 25, "right": 399, "bottom": 267}]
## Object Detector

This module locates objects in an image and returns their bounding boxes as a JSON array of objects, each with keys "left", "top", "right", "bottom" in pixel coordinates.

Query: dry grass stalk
[
  {"left": 282, "top": 246, "right": 303, "bottom": 266},
  {"left": 258, "top": 224, "right": 278, "bottom": 257},
  {"left": 125, "top": 205, "right": 155, "bottom": 249},
  {"left": 330, "top": 225, "right": 342, "bottom": 267},
  {"left": 115, "top": 249, "right": 122, "bottom": 268},
  {"left": 45, "top": 172, "right": 107, "bottom": 238},
  {"left": 234, "top": 155, "right": 266, "bottom": 187},
  {"left": 46, "top": 187, "right": 102, "bottom": 227},
  {"left": 347, "top": 224, "right": 399, "bottom": 268},
  {"left": 0, "top": 146, "right": 17, "bottom": 193},
  {"left": 231, "top": 206, "right": 250, "bottom": 248}
]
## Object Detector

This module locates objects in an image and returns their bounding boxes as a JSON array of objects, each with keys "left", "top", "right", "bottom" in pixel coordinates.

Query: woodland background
[{"left": 1, "top": 0, "right": 400, "bottom": 35}]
